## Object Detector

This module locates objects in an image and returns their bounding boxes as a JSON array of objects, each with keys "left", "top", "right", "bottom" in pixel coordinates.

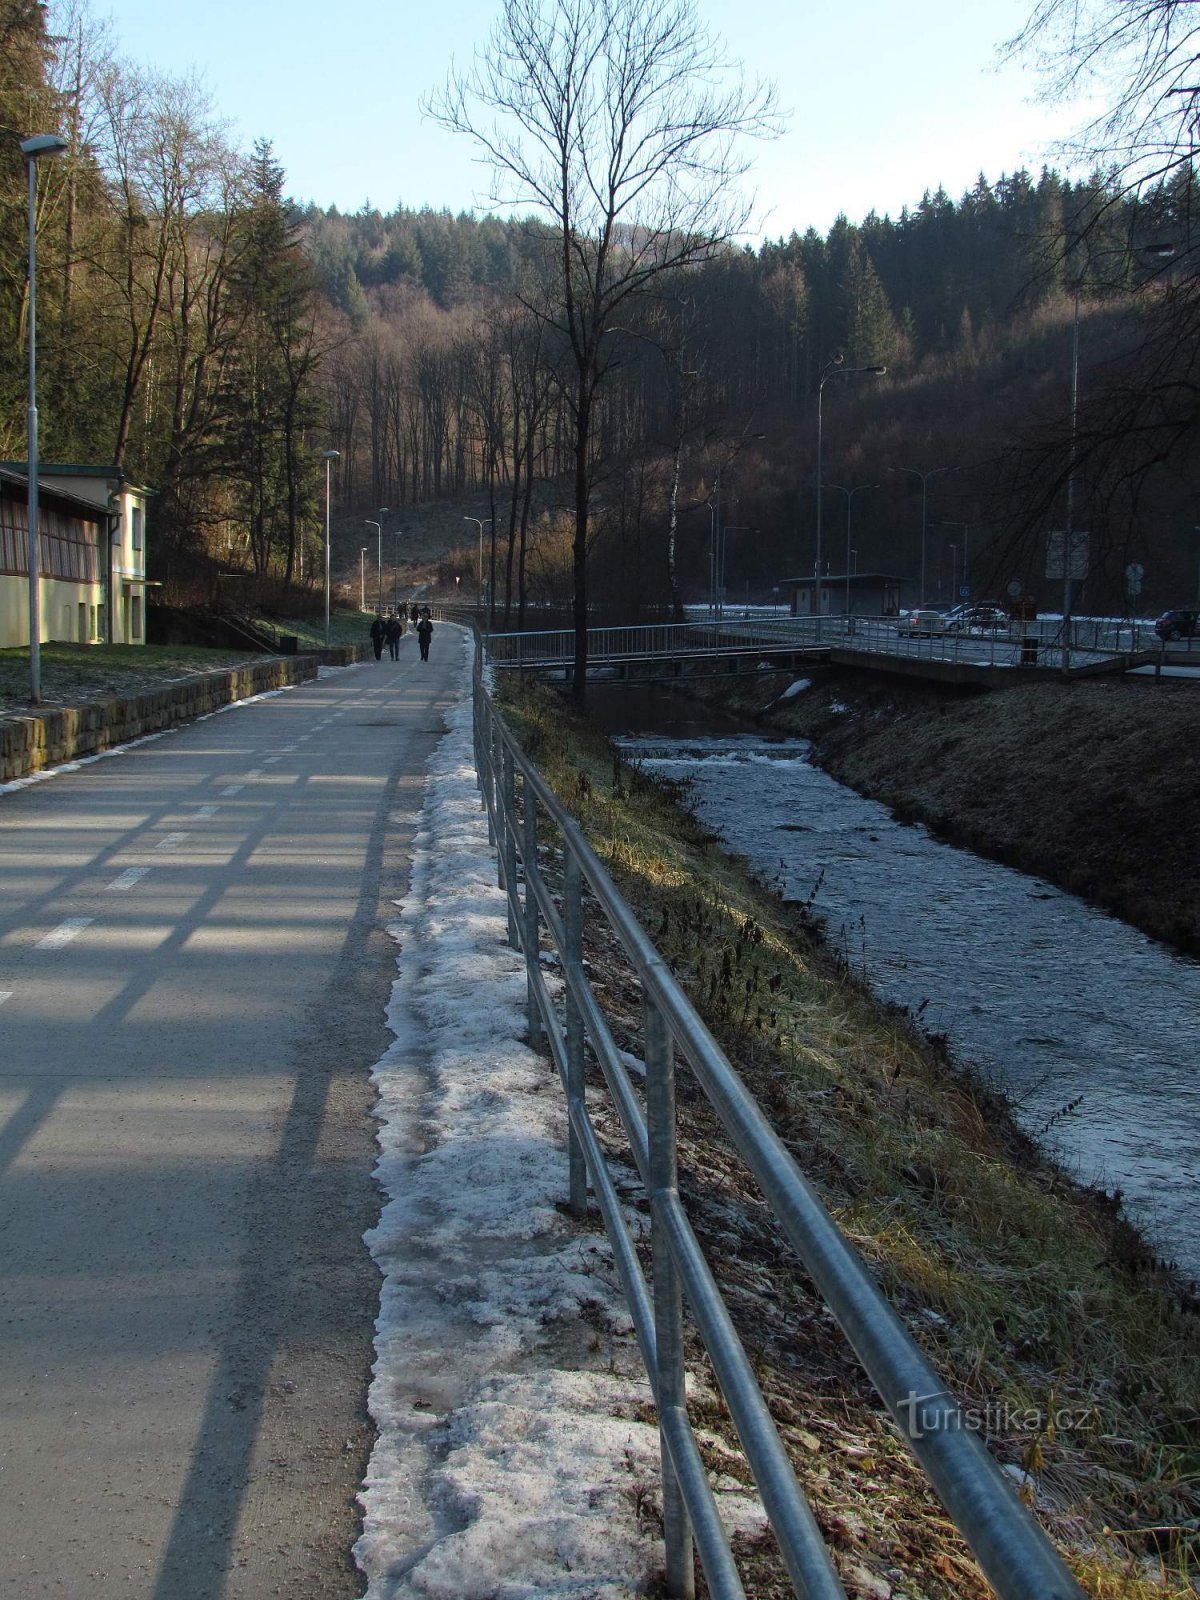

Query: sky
[{"left": 80, "top": 0, "right": 1093, "bottom": 239}]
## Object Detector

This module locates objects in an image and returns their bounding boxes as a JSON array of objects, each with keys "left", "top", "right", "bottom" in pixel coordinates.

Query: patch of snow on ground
[
  {"left": 781, "top": 678, "right": 811, "bottom": 700},
  {"left": 357, "top": 632, "right": 664, "bottom": 1598}
]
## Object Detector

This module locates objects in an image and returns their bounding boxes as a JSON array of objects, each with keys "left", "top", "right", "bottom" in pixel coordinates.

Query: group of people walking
[{"left": 369, "top": 604, "right": 433, "bottom": 663}]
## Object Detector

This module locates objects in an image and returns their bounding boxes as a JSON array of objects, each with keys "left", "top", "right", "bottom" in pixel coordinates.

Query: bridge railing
[
  {"left": 484, "top": 613, "right": 1152, "bottom": 672},
  {"left": 473, "top": 655, "right": 1083, "bottom": 1600},
  {"left": 486, "top": 616, "right": 827, "bottom": 665}
]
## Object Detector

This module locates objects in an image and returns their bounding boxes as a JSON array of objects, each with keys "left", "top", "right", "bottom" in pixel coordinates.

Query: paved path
[{"left": 0, "top": 633, "right": 465, "bottom": 1597}]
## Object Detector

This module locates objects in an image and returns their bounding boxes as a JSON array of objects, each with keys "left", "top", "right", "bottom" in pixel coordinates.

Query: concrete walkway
[{"left": 0, "top": 631, "right": 464, "bottom": 1597}]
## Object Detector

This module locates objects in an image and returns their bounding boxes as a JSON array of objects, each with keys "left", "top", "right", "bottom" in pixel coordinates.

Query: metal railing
[
  {"left": 485, "top": 617, "right": 828, "bottom": 668},
  {"left": 472, "top": 654, "right": 1083, "bottom": 1600},
  {"left": 484, "top": 614, "right": 1150, "bottom": 674}
]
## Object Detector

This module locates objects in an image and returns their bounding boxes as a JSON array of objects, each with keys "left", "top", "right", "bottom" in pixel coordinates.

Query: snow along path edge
[{"left": 355, "top": 632, "right": 664, "bottom": 1599}]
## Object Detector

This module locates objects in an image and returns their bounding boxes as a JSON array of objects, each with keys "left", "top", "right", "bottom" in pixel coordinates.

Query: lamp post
[
  {"left": 888, "top": 464, "right": 955, "bottom": 607},
  {"left": 706, "top": 465, "right": 720, "bottom": 615},
  {"left": 949, "top": 543, "right": 957, "bottom": 603},
  {"left": 936, "top": 519, "right": 972, "bottom": 599},
  {"left": 20, "top": 133, "right": 68, "bottom": 705},
  {"left": 322, "top": 448, "right": 339, "bottom": 646},
  {"left": 827, "top": 482, "right": 878, "bottom": 616},
  {"left": 720, "top": 526, "right": 756, "bottom": 607},
  {"left": 364, "top": 519, "right": 381, "bottom": 610},
  {"left": 393, "top": 530, "right": 402, "bottom": 606},
  {"left": 463, "top": 516, "right": 492, "bottom": 606},
  {"left": 708, "top": 431, "right": 765, "bottom": 617},
  {"left": 360, "top": 546, "right": 368, "bottom": 611},
  {"left": 815, "top": 359, "right": 885, "bottom": 619}
]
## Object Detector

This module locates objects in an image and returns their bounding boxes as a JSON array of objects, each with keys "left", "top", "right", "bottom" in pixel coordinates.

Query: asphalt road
[{"left": 0, "top": 630, "right": 465, "bottom": 1597}]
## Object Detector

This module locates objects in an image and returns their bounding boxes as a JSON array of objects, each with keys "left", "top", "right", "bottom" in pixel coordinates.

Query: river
[{"left": 589, "top": 686, "right": 1200, "bottom": 1281}]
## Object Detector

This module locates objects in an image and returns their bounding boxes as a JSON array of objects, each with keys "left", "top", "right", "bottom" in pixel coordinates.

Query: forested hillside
[{"left": 4, "top": 0, "right": 1199, "bottom": 622}]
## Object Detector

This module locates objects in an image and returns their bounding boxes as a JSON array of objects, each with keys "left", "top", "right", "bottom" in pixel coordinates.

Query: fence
[{"left": 472, "top": 652, "right": 1084, "bottom": 1600}]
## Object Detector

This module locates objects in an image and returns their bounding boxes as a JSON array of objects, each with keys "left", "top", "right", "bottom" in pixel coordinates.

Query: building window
[
  {"left": 131, "top": 594, "right": 142, "bottom": 641},
  {"left": 132, "top": 504, "right": 143, "bottom": 553}
]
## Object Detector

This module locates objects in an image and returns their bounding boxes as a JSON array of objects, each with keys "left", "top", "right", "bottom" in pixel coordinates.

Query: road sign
[
  {"left": 1046, "top": 530, "right": 1089, "bottom": 580},
  {"left": 1006, "top": 579, "right": 1022, "bottom": 599},
  {"left": 959, "top": 584, "right": 971, "bottom": 598}
]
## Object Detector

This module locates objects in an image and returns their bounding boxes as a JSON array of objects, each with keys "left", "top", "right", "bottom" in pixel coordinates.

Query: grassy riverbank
[
  {"left": 0, "top": 612, "right": 369, "bottom": 720},
  {"left": 499, "top": 676, "right": 1199, "bottom": 1600}
]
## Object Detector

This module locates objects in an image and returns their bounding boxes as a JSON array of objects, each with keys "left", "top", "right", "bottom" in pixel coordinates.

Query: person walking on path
[
  {"left": 369, "top": 614, "right": 386, "bottom": 661},
  {"left": 416, "top": 610, "right": 433, "bottom": 662},
  {"left": 386, "top": 612, "right": 404, "bottom": 661}
]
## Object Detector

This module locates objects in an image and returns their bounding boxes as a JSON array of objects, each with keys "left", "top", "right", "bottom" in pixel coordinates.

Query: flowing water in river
[{"left": 595, "top": 694, "right": 1199, "bottom": 1279}]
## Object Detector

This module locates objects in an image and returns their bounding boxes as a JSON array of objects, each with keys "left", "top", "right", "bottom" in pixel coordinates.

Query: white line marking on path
[
  {"left": 107, "top": 867, "right": 150, "bottom": 892},
  {"left": 155, "top": 833, "right": 189, "bottom": 851},
  {"left": 0, "top": 992, "right": 12, "bottom": 1007},
  {"left": 220, "top": 785, "right": 244, "bottom": 797},
  {"left": 37, "top": 918, "right": 93, "bottom": 950},
  {"left": 262, "top": 756, "right": 282, "bottom": 764},
  {"left": 244, "top": 768, "right": 263, "bottom": 779},
  {"left": 193, "top": 805, "right": 219, "bottom": 818}
]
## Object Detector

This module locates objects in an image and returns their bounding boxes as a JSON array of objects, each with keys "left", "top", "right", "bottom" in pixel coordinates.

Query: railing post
[
  {"left": 563, "top": 849, "right": 588, "bottom": 1218},
  {"left": 523, "top": 774, "right": 541, "bottom": 1049},
  {"left": 645, "top": 993, "right": 695, "bottom": 1600},
  {"left": 490, "top": 719, "right": 504, "bottom": 864},
  {"left": 503, "top": 746, "right": 519, "bottom": 949}
]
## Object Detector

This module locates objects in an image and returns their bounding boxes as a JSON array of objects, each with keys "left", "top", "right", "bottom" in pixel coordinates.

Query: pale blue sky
[{"left": 83, "top": 0, "right": 1088, "bottom": 237}]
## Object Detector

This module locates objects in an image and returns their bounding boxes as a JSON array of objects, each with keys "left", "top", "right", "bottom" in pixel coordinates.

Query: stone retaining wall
[{"left": 0, "top": 651, "right": 359, "bottom": 782}]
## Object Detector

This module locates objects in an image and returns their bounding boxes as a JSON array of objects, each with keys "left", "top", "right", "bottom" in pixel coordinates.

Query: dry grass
[{"left": 501, "top": 676, "right": 1200, "bottom": 1600}]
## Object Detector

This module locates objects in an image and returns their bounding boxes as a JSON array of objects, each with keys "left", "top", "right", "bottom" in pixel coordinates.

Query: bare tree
[
  {"left": 428, "top": 0, "right": 778, "bottom": 699},
  {"left": 1012, "top": 0, "right": 1200, "bottom": 193}
]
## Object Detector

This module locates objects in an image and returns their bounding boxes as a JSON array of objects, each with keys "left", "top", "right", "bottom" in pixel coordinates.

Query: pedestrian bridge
[{"left": 483, "top": 614, "right": 1155, "bottom": 684}]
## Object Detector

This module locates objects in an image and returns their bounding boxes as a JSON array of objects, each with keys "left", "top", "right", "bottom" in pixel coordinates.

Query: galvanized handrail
[
  {"left": 472, "top": 652, "right": 1084, "bottom": 1600},
  {"left": 484, "top": 613, "right": 1153, "bottom": 672}
]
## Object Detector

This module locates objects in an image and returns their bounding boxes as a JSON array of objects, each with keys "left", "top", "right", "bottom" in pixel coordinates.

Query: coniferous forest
[{"left": 5, "top": 0, "right": 1200, "bottom": 625}]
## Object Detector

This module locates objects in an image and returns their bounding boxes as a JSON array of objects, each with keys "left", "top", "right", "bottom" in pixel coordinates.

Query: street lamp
[
  {"left": 322, "top": 449, "right": 339, "bottom": 646},
  {"left": 815, "top": 359, "right": 885, "bottom": 618},
  {"left": 827, "top": 482, "right": 878, "bottom": 616},
  {"left": 949, "top": 543, "right": 957, "bottom": 603},
  {"left": 364, "top": 518, "right": 382, "bottom": 610},
  {"left": 888, "top": 464, "right": 956, "bottom": 607},
  {"left": 20, "top": 132, "right": 69, "bottom": 705},
  {"left": 360, "top": 546, "right": 368, "bottom": 610},
  {"left": 708, "top": 431, "right": 765, "bottom": 616},
  {"left": 377, "top": 509, "right": 388, "bottom": 610},
  {"left": 392, "top": 529, "right": 403, "bottom": 606},
  {"left": 721, "top": 526, "right": 757, "bottom": 608},
  {"left": 463, "top": 516, "right": 492, "bottom": 606},
  {"left": 936, "top": 519, "right": 972, "bottom": 599}
]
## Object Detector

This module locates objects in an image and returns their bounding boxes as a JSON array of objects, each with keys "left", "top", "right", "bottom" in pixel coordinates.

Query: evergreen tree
[{"left": 220, "top": 139, "right": 323, "bottom": 584}]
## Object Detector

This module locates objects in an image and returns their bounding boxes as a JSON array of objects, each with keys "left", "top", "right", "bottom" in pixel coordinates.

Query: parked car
[
  {"left": 1153, "top": 607, "right": 1200, "bottom": 641},
  {"left": 897, "top": 608, "right": 945, "bottom": 636},
  {"left": 943, "top": 603, "right": 1010, "bottom": 633}
]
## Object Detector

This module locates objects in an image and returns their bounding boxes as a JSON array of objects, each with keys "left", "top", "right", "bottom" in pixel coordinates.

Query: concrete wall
[{"left": 0, "top": 653, "right": 333, "bottom": 782}]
